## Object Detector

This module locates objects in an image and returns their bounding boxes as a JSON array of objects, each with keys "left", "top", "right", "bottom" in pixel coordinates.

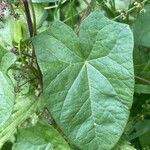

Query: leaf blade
[{"left": 33, "top": 11, "right": 134, "bottom": 150}]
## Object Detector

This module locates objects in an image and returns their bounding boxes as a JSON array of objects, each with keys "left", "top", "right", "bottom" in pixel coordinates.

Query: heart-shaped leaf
[{"left": 33, "top": 11, "right": 134, "bottom": 150}]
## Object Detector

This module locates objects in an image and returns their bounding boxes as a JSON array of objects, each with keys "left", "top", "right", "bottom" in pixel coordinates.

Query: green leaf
[
  {"left": 135, "top": 84, "right": 150, "bottom": 94},
  {"left": 12, "top": 122, "right": 71, "bottom": 150},
  {"left": 115, "top": 0, "right": 130, "bottom": 11},
  {"left": 33, "top": 11, "right": 134, "bottom": 150},
  {"left": 0, "top": 46, "right": 16, "bottom": 127},
  {"left": 133, "top": 4, "right": 150, "bottom": 47}
]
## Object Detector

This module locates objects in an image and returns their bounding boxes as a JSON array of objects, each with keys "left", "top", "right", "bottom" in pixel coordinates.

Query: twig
[{"left": 135, "top": 76, "right": 150, "bottom": 85}]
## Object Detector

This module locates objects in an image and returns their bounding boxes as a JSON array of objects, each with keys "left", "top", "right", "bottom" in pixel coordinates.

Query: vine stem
[
  {"left": 22, "top": 0, "right": 43, "bottom": 89},
  {"left": 113, "top": 0, "right": 150, "bottom": 20},
  {"left": 29, "top": 0, "right": 37, "bottom": 35}
]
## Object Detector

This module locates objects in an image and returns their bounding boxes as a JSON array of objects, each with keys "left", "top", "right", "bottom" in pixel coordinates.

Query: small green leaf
[
  {"left": 135, "top": 84, "right": 150, "bottom": 94},
  {"left": 115, "top": 0, "right": 130, "bottom": 11},
  {"left": 33, "top": 11, "right": 134, "bottom": 150},
  {"left": 12, "top": 122, "right": 71, "bottom": 150}
]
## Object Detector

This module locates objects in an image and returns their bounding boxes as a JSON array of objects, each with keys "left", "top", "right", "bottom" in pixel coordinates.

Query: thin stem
[
  {"left": 135, "top": 76, "right": 150, "bottom": 85},
  {"left": 44, "top": 5, "right": 58, "bottom": 10},
  {"left": 64, "top": 9, "right": 85, "bottom": 23}
]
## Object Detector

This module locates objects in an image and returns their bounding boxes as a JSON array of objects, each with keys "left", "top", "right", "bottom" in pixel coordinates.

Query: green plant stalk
[
  {"left": 18, "top": 40, "right": 26, "bottom": 64},
  {"left": 54, "top": 0, "right": 61, "bottom": 20}
]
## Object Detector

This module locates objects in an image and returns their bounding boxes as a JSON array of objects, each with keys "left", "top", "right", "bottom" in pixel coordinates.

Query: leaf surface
[{"left": 33, "top": 11, "right": 134, "bottom": 150}]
